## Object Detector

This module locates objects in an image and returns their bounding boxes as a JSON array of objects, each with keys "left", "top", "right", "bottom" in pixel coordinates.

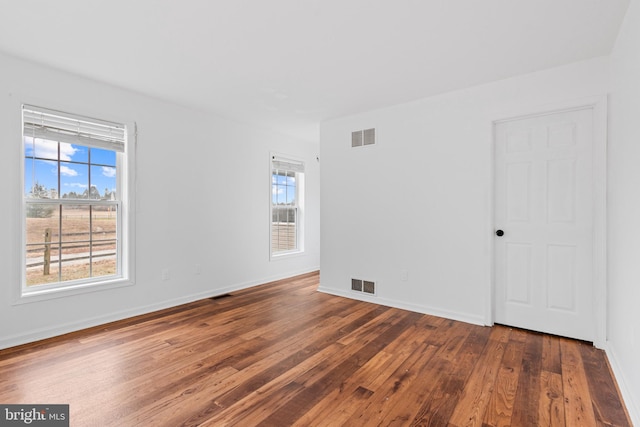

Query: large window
[
  {"left": 23, "top": 105, "right": 128, "bottom": 293},
  {"left": 271, "top": 155, "right": 304, "bottom": 256}
]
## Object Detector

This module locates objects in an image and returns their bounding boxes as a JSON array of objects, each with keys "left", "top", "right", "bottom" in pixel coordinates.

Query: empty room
[{"left": 0, "top": 1, "right": 639, "bottom": 426}]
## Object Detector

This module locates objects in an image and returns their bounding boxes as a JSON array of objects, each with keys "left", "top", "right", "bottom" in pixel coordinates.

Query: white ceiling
[{"left": 0, "top": 0, "right": 630, "bottom": 142}]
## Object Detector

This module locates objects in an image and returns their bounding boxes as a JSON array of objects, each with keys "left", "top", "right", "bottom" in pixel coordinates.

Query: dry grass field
[
  {"left": 26, "top": 206, "right": 117, "bottom": 286},
  {"left": 27, "top": 211, "right": 292, "bottom": 286}
]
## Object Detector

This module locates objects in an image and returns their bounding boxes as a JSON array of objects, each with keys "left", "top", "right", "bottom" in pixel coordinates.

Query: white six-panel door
[{"left": 494, "top": 107, "right": 594, "bottom": 342}]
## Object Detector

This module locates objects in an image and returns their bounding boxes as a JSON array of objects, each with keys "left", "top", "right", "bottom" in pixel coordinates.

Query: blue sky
[
  {"left": 272, "top": 173, "right": 296, "bottom": 205},
  {"left": 24, "top": 138, "right": 116, "bottom": 198}
]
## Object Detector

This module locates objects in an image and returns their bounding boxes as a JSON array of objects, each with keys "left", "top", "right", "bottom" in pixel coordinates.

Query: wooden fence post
[{"left": 44, "top": 228, "right": 51, "bottom": 276}]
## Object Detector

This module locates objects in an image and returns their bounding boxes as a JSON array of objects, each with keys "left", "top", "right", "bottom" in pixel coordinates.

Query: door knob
[{"left": 496, "top": 229, "right": 504, "bottom": 237}]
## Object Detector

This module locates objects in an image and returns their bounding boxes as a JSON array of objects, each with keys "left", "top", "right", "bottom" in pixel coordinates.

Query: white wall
[
  {"left": 0, "top": 52, "right": 320, "bottom": 349},
  {"left": 608, "top": 0, "right": 640, "bottom": 423},
  {"left": 320, "top": 57, "right": 609, "bottom": 325}
]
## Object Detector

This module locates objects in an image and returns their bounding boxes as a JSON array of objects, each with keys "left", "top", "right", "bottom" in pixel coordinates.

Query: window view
[
  {"left": 271, "top": 156, "right": 304, "bottom": 256},
  {"left": 23, "top": 106, "right": 125, "bottom": 289}
]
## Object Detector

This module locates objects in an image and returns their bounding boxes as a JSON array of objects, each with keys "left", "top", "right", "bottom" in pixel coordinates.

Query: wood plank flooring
[{"left": 0, "top": 272, "right": 631, "bottom": 426}]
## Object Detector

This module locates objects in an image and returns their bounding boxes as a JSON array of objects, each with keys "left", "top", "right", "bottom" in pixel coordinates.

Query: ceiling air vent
[{"left": 352, "top": 128, "right": 376, "bottom": 148}]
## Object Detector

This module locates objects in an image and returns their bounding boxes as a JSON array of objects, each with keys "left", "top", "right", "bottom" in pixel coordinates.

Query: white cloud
[
  {"left": 32, "top": 139, "right": 78, "bottom": 161},
  {"left": 59, "top": 143, "right": 77, "bottom": 161},
  {"left": 102, "top": 166, "right": 116, "bottom": 178},
  {"left": 34, "top": 140, "right": 58, "bottom": 159},
  {"left": 64, "top": 183, "right": 87, "bottom": 188},
  {"left": 59, "top": 165, "right": 78, "bottom": 176}
]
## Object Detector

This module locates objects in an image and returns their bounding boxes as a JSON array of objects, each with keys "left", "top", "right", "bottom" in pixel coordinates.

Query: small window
[
  {"left": 22, "top": 105, "right": 129, "bottom": 294},
  {"left": 271, "top": 155, "right": 304, "bottom": 256}
]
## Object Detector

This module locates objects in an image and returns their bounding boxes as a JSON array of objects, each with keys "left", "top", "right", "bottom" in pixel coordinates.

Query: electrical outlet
[
  {"left": 400, "top": 270, "right": 408, "bottom": 281},
  {"left": 161, "top": 269, "right": 170, "bottom": 281},
  {"left": 195, "top": 264, "right": 201, "bottom": 275}
]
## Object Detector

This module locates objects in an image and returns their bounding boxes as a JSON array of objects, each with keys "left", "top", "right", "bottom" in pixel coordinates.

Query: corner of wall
[{"left": 604, "top": 341, "right": 640, "bottom": 426}]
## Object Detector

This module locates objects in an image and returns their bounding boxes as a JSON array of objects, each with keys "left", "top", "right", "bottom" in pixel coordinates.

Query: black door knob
[{"left": 496, "top": 229, "right": 504, "bottom": 237}]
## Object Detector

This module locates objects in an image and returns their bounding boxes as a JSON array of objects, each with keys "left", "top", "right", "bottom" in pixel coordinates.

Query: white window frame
[
  {"left": 270, "top": 153, "right": 305, "bottom": 259},
  {"left": 18, "top": 104, "right": 136, "bottom": 303}
]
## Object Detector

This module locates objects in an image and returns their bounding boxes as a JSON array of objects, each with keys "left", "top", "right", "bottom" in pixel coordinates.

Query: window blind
[
  {"left": 23, "top": 105, "right": 125, "bottom": 152},
  {"left": 272, "top": 156, "right": 304, "bottom": 173}
]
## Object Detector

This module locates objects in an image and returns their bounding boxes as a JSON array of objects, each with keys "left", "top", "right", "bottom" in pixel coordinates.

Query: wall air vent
[
  {"left": 352, "top": 128, "right": 376, "bottom": 148},
  {"left": 352, "top": 131, "right": 363, "bottom": 147},
  {"left": 363, "top": 281, "right": 375, "bottom": 294},
  {"left": 363, "top": 128, "right": 375, "bottom": 146},
  {"left": 351, "top": 278, "right": 376, "bottom": 295}
]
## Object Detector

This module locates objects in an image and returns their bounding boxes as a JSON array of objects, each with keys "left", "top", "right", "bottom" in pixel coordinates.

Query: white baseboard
[
  {"left": 604, "top": 341, "right": 640, "bottom": 426},
  {"left": 0, "top": 267, "right": 320, "bottom": 351},
  {"left": 316, "top": 286, "right": 486, "bottom": 327}
]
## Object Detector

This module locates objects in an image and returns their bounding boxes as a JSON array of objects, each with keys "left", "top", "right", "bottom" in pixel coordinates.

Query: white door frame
[{"left": 488, "top": 95, "right": 607, "bottom": 348}]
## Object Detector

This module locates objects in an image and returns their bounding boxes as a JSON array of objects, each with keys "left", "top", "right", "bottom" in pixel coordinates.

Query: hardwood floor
[{"left": 0, "top": 272, "right": 631, "bottom": 426}]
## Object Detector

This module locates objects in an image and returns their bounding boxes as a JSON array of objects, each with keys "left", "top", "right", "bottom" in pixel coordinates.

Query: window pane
[
  {"left": 58, "top": 141, "right": 80, "bottom": 161},
  {"left": 92, "top": 206, "right": 117, "bottom": 240},
  {"left": 25, "top": 159, "right": 58, "bottom": 198},
  {"left": 60, "top": 162, "right": 88, "bottom": 199},
  {"left": 91, "top": 148, "right": 116, "bottom": 167},
  {"left": 26, "top": 244, "right": 44, "bottom": 280},
  {"left": 66, "top": 143, "right": 88, "bottom": 163},
  {"left": 286, "top": 182, "right": 295, "bottom": 204},
  {"left": 25, "top": 215, "right": 59, "bottom": 285},
  {"left": 90, "top": 165, "right": 116, "bottom": 200},
  {"left": 26, "top": 204, "right": 60, "bottom": 245},
  {"left": 59, "top": 243, "right": 91, "bottom": 283},
  {"left": 272, "top": 207, "right": 297, "bottom": 253},
  {"left": 26, "top": 244, "right": 61, "bottom": 286},
  {"left": 33, "top": 138, "right": 59, "bottom": 160},
  {"left": 61, "top": 205, "right": 90, "bottom": 243},
  {"left": 276, "top": 185, "right": 288, "bottom": 205},
  {"left": 92, "top": 241, "right": 117, "bottom": 278},
  {"left": 25, "top": 139, "right": 82, "bottom": 163}
]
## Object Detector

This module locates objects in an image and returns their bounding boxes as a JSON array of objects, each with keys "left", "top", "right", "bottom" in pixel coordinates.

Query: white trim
[
  {"left": 13, "top": 94, "right": 137, "bottom": 304},
  {"left": 488, "top": 95, "right": 608, "bottom": 347},
  {"left": 604, "top": 342, "right": 640, "bottom": 426},
  {"left": 0, "top": 267, "right": 319, "bottom": 351},
  {"left": 270, "top": 249, "right": 306, "bottom": 261},
  {"left": 486, "top": 119, "right": 497, "bottom": 327},
  {"left": 23, "top": 104, "right": 126, "bottom": 152},
  {"left": 591, "top": 96, "right": 608, "bottom": 349},
  {"left": 269, "top": 151, "right": 305, "bottom": 260},
  {"left": 13, "top": 277, "right": 134, "bottom": 305},
  {"left": 317, "top": 287, "right": 486, "bottom": 327}
]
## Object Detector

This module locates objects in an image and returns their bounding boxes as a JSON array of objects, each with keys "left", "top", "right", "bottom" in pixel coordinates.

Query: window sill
[
  {"left": 270, "top": 250, "right": 305, "bottom": 261},
  {"left": 15, "top": 277, "right": 134, "bottom": 305}
]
